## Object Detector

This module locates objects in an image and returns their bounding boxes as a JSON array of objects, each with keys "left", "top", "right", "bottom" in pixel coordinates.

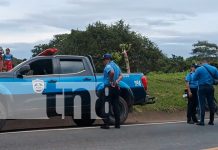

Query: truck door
[
  {"left": 13, "top": 58, "right": 60, "bottom": 119},
  {"left": 58, "top": 57, "right": 96, "bottom": 117}
]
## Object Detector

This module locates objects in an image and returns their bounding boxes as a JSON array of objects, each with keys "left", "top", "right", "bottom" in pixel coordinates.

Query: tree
[
  {"left": 31, "top": 20, "right": 169, "bottom": 73},
  {"left": 167, "top": 55, "right": 188, "bottom": 72},
  {"left": 192, "top": 41, "right": 218, "bottom": 60},
  {"left": 32, "top": 44, "right": 52, "bottom": 57}
]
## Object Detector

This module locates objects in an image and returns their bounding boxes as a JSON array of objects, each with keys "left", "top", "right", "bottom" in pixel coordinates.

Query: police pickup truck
[{"left": 0, "top": 53, "right": 149, "bottom": 129}]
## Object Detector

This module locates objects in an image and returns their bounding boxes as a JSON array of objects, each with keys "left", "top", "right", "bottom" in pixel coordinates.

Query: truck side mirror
[{"left": 17, "top": 65, "right": 31, "bottom": 78}]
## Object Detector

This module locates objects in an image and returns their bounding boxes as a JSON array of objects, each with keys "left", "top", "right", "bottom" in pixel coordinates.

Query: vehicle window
[
  {"left": 25, "top": 59, "right": 53, "bottom": 76},
  {"left": 10, "top": 60, "right": 27, "bottom": 72},
  {"left": 60, "top": 59, "right": 85, "bottom": 74}
]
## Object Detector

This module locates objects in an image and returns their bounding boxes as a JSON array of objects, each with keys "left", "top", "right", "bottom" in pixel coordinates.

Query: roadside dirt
[
  {"left": 126, "top": 111, "right": 186, "bottom": 124},
  {"left": 1, "top": 111, "right": 187, "bottom": 132}
]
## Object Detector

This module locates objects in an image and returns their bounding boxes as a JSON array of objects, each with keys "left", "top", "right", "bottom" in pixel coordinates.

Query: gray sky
[{"left": 0, "top": 0, "right": 218, "bottom": 59}]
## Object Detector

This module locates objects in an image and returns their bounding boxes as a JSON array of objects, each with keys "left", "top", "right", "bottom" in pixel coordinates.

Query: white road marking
[{"left": 0, "top": 118, "right": 217, "bottom": 135}]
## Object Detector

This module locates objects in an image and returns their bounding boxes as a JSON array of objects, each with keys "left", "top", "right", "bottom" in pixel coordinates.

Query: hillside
[{"left": 134, "top": 72, "right": 218, "bottom": 112}]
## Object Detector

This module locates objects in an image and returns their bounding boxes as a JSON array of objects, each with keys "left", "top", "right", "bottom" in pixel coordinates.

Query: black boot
[
  {"left": 187, "top": 118, "right": 193, "bottom": 124},
  {"left": 192, "top": 116, "right": 199, "bottom": 123},
  {"left": 115, "top": 124, "right": 120, "bottom": 128},
  {"left": 208, "top": 112, "right": 214, "bottom": 125},
  {"left": 101, "top": 124, "right": 110, "bottom": 129}
]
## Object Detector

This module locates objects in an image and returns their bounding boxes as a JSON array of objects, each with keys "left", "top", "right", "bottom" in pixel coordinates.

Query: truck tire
[
  {"left": 108, "top": 96, "right": 129, "bottom": 125},
  {"left": 0, "top": 102, "right": 6, "bottom": 130},
  {"left": 73, "top": 118, "right": 95, "bottom": 127},
  {"left": 95, "top": 96, "right": 129, "bottom": 125}
]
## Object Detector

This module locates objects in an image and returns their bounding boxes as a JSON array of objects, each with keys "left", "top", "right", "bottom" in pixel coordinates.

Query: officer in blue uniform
[
  {"left": 101, "top": 54, "right": 123, "bottom": 129},
  {"left": 193, "top": 60, "right": 218, "bottom": 126},
  {"left": 185, "top": 64, "right": 199, "bottom": 124}
]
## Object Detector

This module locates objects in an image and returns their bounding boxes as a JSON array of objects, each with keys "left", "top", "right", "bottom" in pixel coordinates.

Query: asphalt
[
  {"left": 1, "top": 111, "right": 187, "bottom": 131},
  {"left": 0, "top": 120, "right": 218, "bottom": 150}
]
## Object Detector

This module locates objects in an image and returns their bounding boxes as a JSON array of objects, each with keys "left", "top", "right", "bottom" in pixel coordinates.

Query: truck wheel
[
  {"left": 73, "top": 118, "right": 95, "bottom": 127},
  {"left": 0, "top": 102, "right": 7, "bottom": 130},
  {"left": 108, "top": 96, "right": 129, "bottom": 125}
]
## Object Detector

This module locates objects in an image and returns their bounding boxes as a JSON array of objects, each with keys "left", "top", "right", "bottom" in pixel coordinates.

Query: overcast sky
[{"left": 0, "top": 0, "right": 218, "bottom": 59}]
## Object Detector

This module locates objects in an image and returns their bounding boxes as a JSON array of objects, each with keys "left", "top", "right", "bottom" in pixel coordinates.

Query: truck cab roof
[{"left": 34, "top": 55, "right": 87, "bottom": 59}]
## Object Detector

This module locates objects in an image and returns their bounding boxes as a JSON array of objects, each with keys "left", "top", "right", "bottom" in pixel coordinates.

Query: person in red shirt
[
  {"left": 3, "top": 48, "right": 13, "bottom": 71},
  {"left": 0, "top": 47, "right": 4, "bottom": 72}
]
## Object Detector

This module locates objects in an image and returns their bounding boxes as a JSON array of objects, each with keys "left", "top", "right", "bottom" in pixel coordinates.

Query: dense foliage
[
  {"left": 31, "top": 20, "right": 218, "bottom": 73},
  {"left": 32, "top": 20, "right": 169, "bottom": 73}
]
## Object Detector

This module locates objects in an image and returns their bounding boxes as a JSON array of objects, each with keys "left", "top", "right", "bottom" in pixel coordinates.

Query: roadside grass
[{"left": 134, "top": 72, "right": 218, "bottom": 112}]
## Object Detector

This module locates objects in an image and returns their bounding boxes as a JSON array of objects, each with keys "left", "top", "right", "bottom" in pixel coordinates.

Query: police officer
[
  {"left": 185, "top": 64, "right": 199, "bottom": 124},
  {"left": 193, "top": 60, "right": 218, "bottom": 126},
  {"left": 101, "top": 54, "right": 123, "bottom": 129}
]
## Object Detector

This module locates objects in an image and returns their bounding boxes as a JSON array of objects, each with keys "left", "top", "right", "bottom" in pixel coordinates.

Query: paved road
[{"left": 0, "top": 120, "right": 218, "bottom": 150}]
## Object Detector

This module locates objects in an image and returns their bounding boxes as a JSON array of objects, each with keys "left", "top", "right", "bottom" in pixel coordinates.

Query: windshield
[{"left": 9, "top": 60, "right": 28, "bottom": 72}]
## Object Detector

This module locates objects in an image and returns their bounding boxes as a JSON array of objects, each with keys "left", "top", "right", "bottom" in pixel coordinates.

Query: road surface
[{"left": 0, "top": 120, "right": 218, "bottom": 150}]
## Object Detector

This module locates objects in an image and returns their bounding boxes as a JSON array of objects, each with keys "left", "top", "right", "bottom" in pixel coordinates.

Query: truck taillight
[{"left": 141, "top": 76, "right": 148, "bottom": 90}]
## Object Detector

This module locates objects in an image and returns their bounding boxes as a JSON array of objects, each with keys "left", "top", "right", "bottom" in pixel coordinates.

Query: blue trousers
[
  {"left": 187, "top": 88, "right": 198, "bottom": 122},
  {"left": 198, "top": 85, "right": 215, "bottom": 123}
]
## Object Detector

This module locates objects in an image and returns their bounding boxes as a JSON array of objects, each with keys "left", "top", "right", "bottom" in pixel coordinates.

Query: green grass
[{"left": 134, "top": 72, "right": 218, "bottom": 112}]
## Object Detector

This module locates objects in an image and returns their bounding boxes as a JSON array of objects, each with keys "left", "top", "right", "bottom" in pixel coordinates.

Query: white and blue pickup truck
[{"left": 0, "top": 54, "right": 150, "bottom": 129}]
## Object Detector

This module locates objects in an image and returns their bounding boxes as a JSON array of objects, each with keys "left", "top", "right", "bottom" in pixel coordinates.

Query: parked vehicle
[{"left": 0, "top": 52, "right": 150, "bottom": 129}]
